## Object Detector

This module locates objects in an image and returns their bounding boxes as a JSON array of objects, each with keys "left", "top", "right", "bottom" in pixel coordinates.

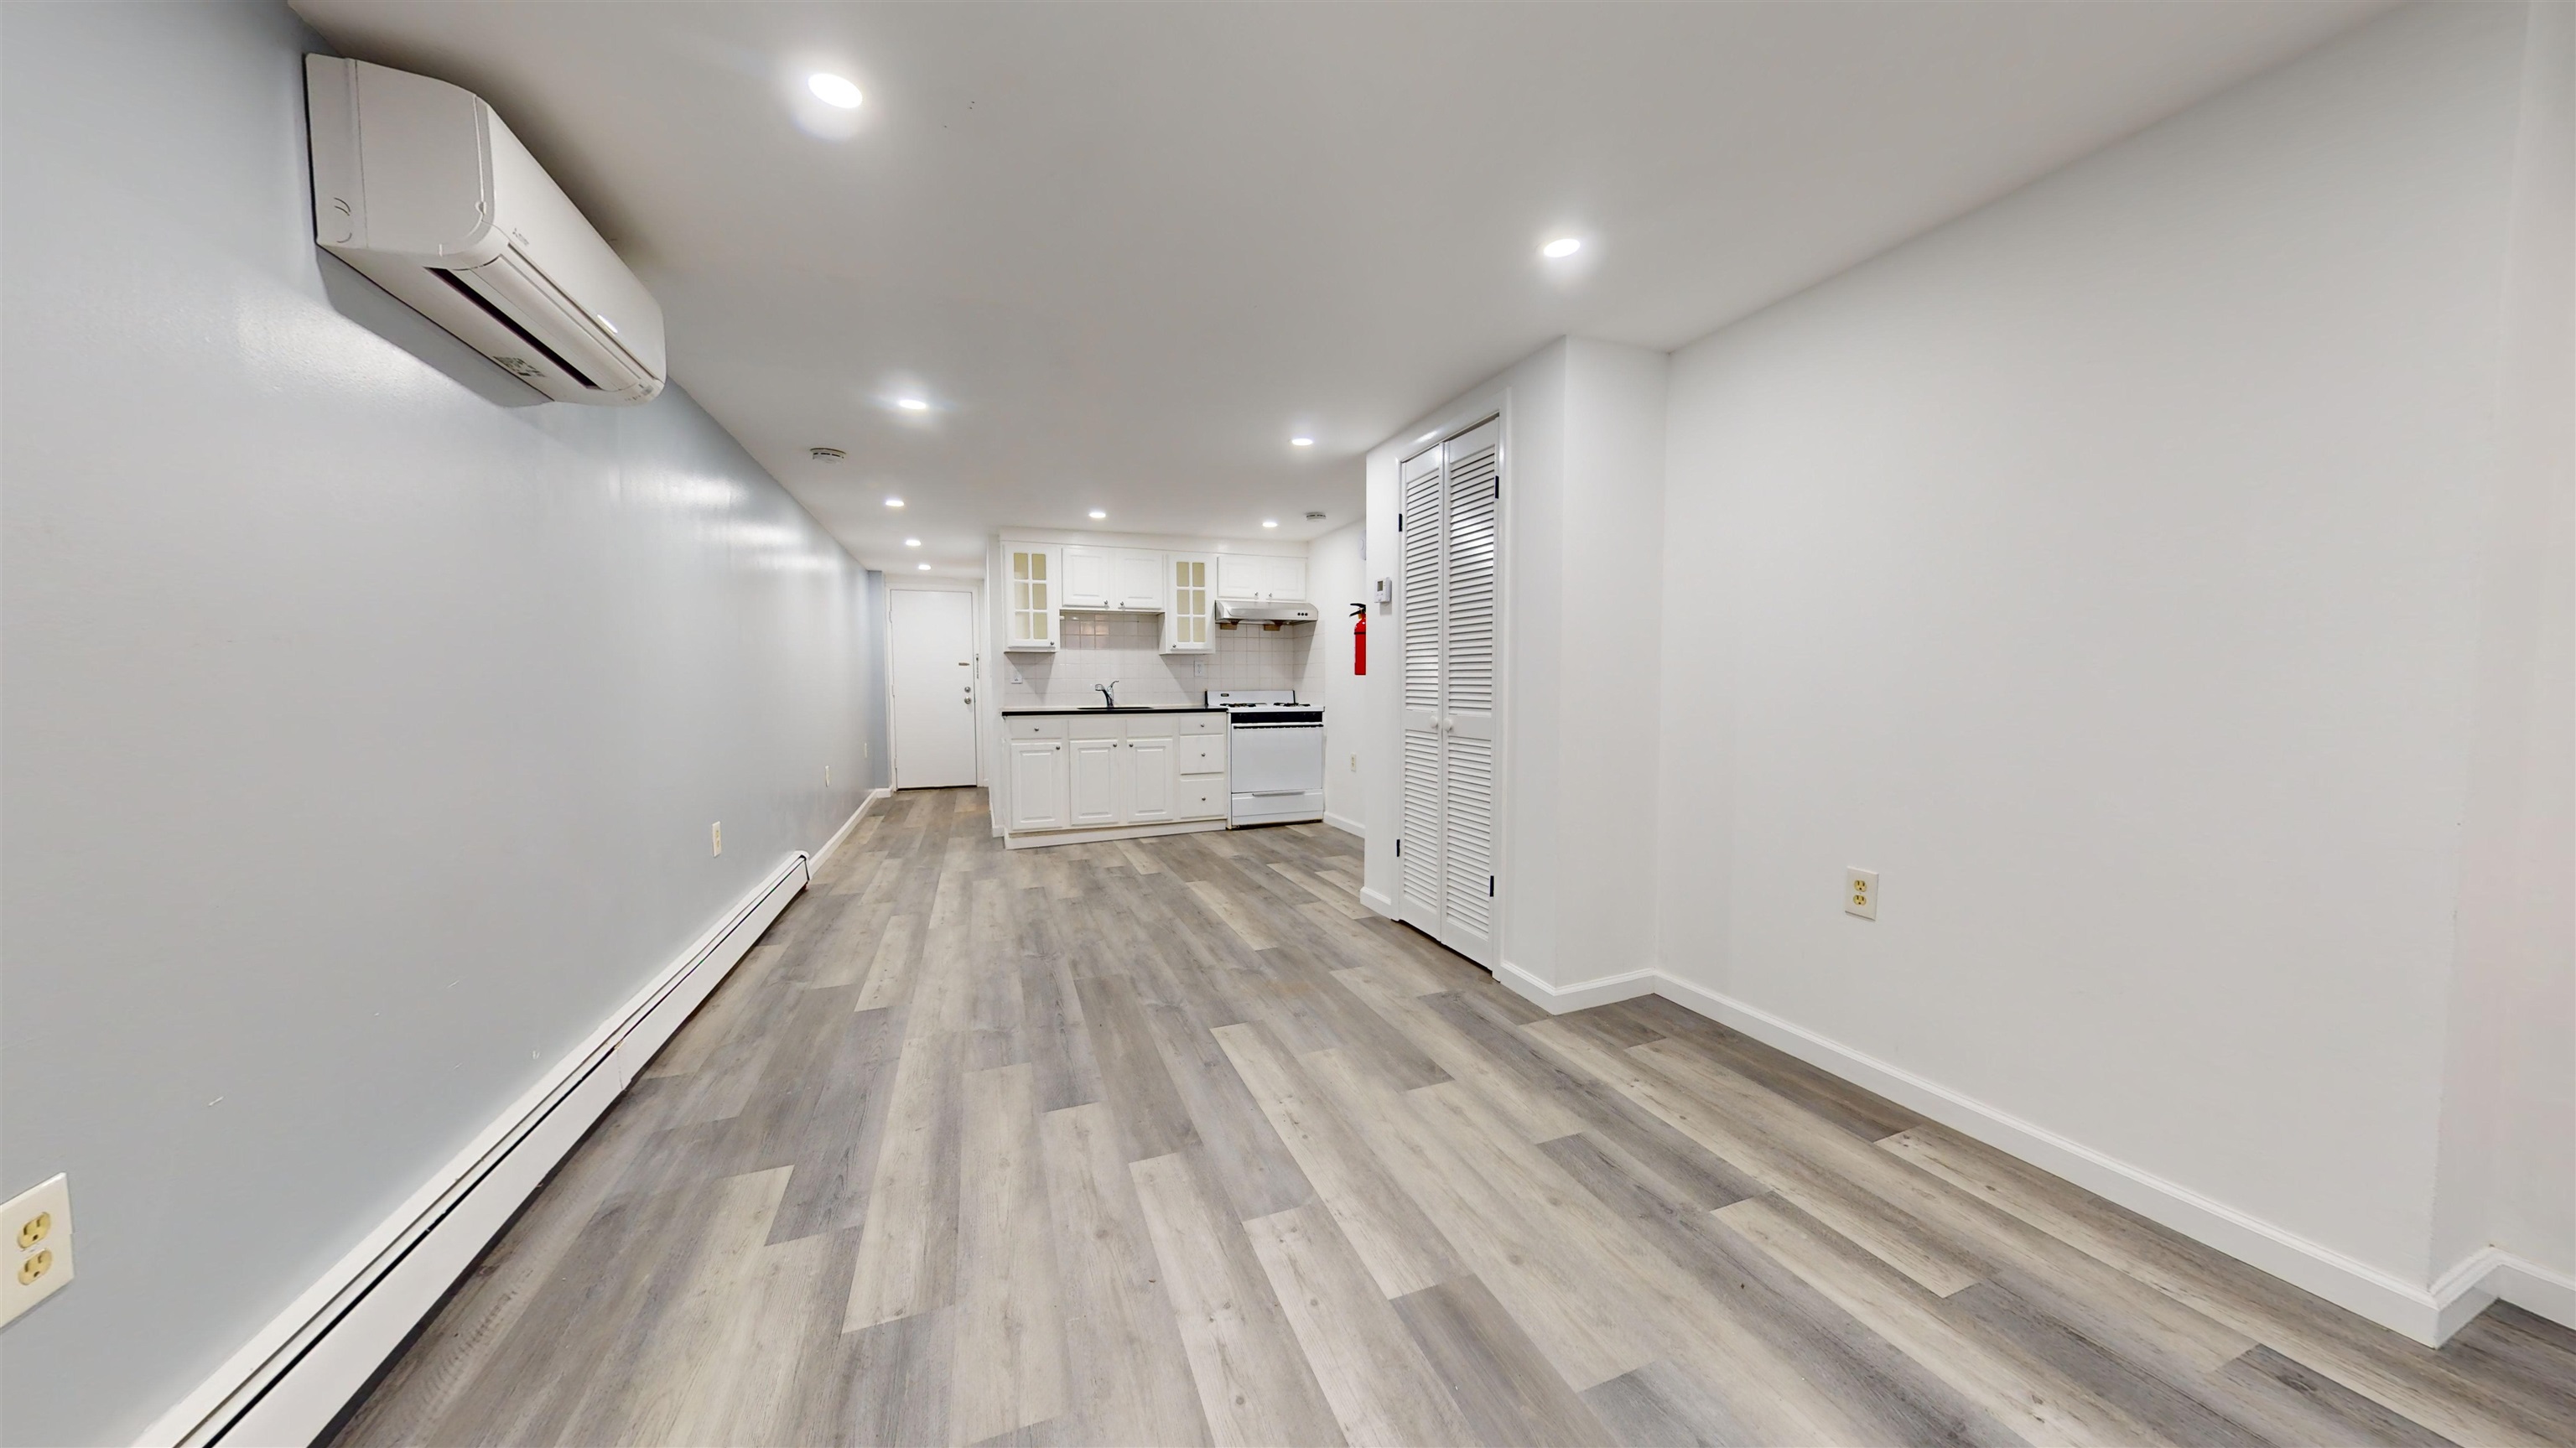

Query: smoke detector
[
  {"left": 1305, "top": 511, "right": 1327, "bottom": 521},
  {"left": 810, "top": 446, "right": 847, "bottom": 461}
]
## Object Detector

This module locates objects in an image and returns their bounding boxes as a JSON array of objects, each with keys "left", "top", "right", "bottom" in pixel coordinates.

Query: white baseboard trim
[
  {"left": 1649, "top": 970, "right": 2486, "bottom": 1347},
  {"left": 809, "top": 788, "right": 893, "bottom": 876},
  {"left": 2430, "top": 1246, "right": 2576, "bottom": 1339},
  {"left": 1359, "top": 885, "right": 1395, "bottom": 918},
  {"left": 1004, "top": 818, "right": 1228, "bottom": 850},
  {"left": 1496, "top": 959, "right": 1658, "bottom": 1013},
  {"left": 137, "top": 854, "right": 813, "bottom": 1448},
  {"left": 1322, "top": 811, "right": 1367, "bottom": 839}
]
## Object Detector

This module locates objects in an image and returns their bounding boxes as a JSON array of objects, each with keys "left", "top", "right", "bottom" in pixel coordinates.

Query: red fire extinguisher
[{"left": 1350, "top": 603, "right": 1368, "bottom": 676}]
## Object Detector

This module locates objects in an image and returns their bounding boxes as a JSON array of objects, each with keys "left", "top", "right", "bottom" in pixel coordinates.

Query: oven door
[{"left": 1228, "top": 720, "right": 1324, "bottom": 823}]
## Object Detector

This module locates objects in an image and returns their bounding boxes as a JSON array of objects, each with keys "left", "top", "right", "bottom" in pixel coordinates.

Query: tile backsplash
[{"left": 1005, "top": 610, "right": 1313, "bottom": 708}]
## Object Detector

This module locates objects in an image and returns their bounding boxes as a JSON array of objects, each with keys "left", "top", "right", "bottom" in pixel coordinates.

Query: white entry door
[{"left": 890, "top": 589, "right": 979, "bottom": 789}]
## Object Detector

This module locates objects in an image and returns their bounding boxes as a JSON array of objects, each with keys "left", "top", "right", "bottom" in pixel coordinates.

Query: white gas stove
[{"left": 1206, "top": 689, "right": 1325, "bottom": 826}]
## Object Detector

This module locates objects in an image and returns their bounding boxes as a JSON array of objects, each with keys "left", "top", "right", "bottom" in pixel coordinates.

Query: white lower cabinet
[
  {"left": 1126, "top": 729, "right": 1176, "bottom": 822},
  {"left": 1179, "top": 776, "right": 1226, "bottom": 819},
  {"left": 1175, "top": 713, "right": 1227, "bottom": 822},
  {"left": 1068, "top": 734, "right": 1121, "bottom": 826},
  {"left": 1007, "top": 735, "right": 1068, "bottom": 832},
  {"left": 1178, "top": 733, "right": 1223, "bottom": 776},
  {"left": 1005, "top": 712, "right": 1227, "bottom": 839}
]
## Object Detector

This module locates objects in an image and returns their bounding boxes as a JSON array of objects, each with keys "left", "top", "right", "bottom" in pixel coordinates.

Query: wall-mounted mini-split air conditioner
[{"left": 304, "top": 56, "right": 667, "bottom": 406}]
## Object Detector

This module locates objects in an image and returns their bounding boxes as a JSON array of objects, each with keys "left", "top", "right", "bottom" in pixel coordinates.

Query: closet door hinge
[
  {"left": 1395, "top": 511, "right": 1403, "bottom": 532},
  {"left": 1488, "top": 875, "right": 1496, "bottom": 897},
  {"left": 1394, "top": 838, "right": 1401, "bottom": 856}
]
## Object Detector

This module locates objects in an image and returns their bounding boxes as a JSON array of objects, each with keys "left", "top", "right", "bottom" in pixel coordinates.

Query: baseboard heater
[{"left": 138, "top": 854, "right": 814, "bottom": 1448}]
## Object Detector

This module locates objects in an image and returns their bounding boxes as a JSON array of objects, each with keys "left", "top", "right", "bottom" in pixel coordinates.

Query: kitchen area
[{"left": 984, "top": 531, "right": 1341, "bottom": 848}]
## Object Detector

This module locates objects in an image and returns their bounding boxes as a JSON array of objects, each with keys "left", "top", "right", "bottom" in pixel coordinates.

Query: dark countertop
[{"left": 1000, "top": 705, "right": 1225, "bottom": 716}]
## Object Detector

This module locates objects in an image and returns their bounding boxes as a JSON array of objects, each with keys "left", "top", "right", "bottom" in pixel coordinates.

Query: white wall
[
  {"left": 1552, "top": 340, "right": 1670, "bottom": 989},
  {"left": 1362, "top": 339, "right": 1668, "bottom": 995},
  {"left": 1651, "top": 0, "right": 2563, "bottom": 1313},
  {"left": 2430, "top": 0, "right": 2575, "bottom": 1300},
  {"left": 1301, "top": 521, "right": 1368, "bottom": 833},
  {"left": 0, "top": 5, "right": 887, "bottom": 1443}
]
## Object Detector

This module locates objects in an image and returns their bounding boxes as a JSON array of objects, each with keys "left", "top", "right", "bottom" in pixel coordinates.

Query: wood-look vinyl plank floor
[{"left": 335, "top": 790, "right": 2576, "bottom": 1448}]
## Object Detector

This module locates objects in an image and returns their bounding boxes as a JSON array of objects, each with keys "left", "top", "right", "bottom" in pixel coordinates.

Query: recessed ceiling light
[
  {"left": 808, "top": 73, "right": 863, "bottom": 109},
  {"left": 1542, "top": 236, "right": 1581, "bottom": 258},
  {"left": 1088, "top": 509, "right": 1107, "bottom": 519},
  {"left": 885, "top": 496, "right": 904, "bottom": 508},
  {"left": 917, "top": 562, "right": 932, "bottom": 570},
  {"left": 1262, "top": 519, "right": 1279, "bottom": 529},
  {"left": 904, "top": 537, "right": 921, "bottom": 547},
  {"left": 896, "top": 397, "right": 929, "bottom": 412},
  {"left": 1291, "top": 437, "right": 1313, "bottom": 448}
]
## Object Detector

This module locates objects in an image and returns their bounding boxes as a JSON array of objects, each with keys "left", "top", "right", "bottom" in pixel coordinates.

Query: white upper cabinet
[
  {"left": 1003, "top": 542, "right": 1060, "bottom": 651},
  {"left": 1217, "top": 553, "right": 1307, "bottom": 601},
  {"left": 1062, "top": 544, "right": 1114, "bottom": 609},
  {"left": 1113, "top": 549, "right": 1164, "bottom": 610},
  {"left": 1063, "top": 545, "right": 1166, "bottom": 611},
  {"left": 1164, "top": 553, "right": 1213, "bottom": 652}
]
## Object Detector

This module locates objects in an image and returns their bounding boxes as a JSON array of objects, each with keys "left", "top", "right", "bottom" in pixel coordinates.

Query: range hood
[{"left": 1215, "top": 599, "right": 1319, "bottom": 623}]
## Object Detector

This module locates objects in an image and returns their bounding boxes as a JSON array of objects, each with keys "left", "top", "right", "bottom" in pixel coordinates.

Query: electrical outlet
[
  {"left": 1845, "top": 868, "right": 1878, "bottom": 920},
  {"left": 711, "top": 822, "right": 723, "bottom": 857},
  {"left": 1010, "top": 667, "right": 1023, "bottom": 685},
  {"left": 1350, "top": 753, "right": 1358, "bottom": 772},
  {"left": 1194, "top": 660, "right": 1206, "bottom": 677},
  {"left": 3, "top": 1174, "right": 74, "bottom": 1326}
]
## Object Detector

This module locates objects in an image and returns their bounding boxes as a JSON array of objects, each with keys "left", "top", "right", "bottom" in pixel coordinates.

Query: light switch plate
[
  {"left": 1845, "top": 868, "right": 1878, "bottom": 921},
  {"left": 3, "top": 1173, "right": 75, "bottom": 1326}
]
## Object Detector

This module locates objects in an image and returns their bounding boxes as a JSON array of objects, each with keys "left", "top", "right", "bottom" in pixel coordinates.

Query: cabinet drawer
[
  {"left": 1179, "top": 713, "right": 1226, "bottom": 735},
  {"left": 1178, "top": 778, "right": 1227, "bottom": 819},
  {"left": 1122, "top": 715, "right": 1178, "bottom": 740},
  {"left": 1007, "top": 716, "right": 1068, "bottom": 740},
  {"left": 1179, "top": 734, "right": 1224, "bottom": 775},
  {"left": 1067, "top": 715, "right": 1125, "bottom": 740}
]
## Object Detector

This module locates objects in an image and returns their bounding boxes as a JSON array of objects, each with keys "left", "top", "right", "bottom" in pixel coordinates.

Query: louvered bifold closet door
[
  {"left": 1396, "top": 444, "right": 1447, "bottom": 935},
  {"left": 1436, "top": 419, "right": 1502, "bottom": 964}
]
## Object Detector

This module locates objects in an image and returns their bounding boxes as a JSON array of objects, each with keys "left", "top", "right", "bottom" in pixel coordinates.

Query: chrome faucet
[{"left": 1095, "top": 681, "right": 1119, "bottom": 708}]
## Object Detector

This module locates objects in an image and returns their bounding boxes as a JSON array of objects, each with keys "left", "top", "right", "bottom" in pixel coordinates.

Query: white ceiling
[{"left": 293, "top": 1, "right": 2385, "bottom": 579}]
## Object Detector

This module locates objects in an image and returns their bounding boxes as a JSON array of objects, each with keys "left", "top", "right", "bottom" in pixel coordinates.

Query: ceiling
[{"left": 293, "top": 1, "right": 2386, "bottom": 580}]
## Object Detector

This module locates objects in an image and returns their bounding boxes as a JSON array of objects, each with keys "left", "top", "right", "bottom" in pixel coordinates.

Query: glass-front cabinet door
[
  {"left": 1164, "top": 553, "right": 1212, "bottom": 652},
  {"left": 1005, "top": 542, "right": 1059, "bottom": 651}
]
